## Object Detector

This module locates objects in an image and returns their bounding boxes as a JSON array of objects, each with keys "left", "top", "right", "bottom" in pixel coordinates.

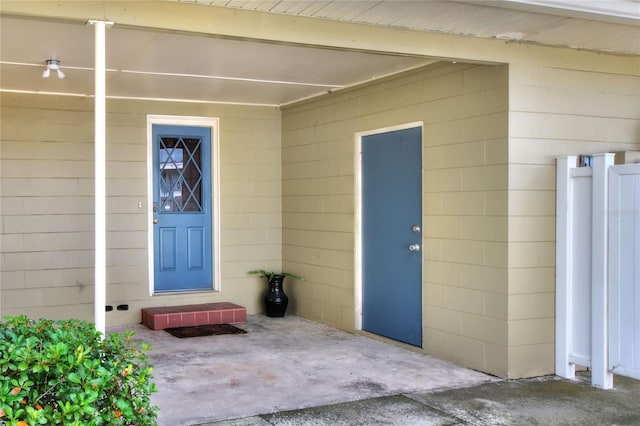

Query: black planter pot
[{"left": 264, "top": 274, "right": 288, "bottom": 317}]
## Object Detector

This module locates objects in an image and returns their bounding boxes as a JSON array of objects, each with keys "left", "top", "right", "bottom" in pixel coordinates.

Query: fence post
[
  {"left": 556, "top": 156, "right": 577, "bottom": 379},
  {"left": 591, "top": 153, "right": 614, "bottom": 389}
]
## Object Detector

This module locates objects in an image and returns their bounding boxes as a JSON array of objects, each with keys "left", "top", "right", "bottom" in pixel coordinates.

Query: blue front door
[
  {"left": 361, "top": 126, "right": 422, "bottom": 347},
  {"left": 152, "top": 125, "right": 212, "bottom": 292}
]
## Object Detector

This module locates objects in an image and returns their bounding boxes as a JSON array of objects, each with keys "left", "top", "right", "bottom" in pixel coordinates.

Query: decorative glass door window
[{"left": 158, "top": 137, "right": 202, "bottom": 212}]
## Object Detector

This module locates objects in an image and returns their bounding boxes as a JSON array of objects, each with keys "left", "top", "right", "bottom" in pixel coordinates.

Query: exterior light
[{"left": 42, "top": 59, "right": 65, "bottom": 79}]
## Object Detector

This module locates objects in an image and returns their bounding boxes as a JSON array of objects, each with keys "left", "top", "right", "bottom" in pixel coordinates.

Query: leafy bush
[{"left": 0, "top": 316, "right": 158, "bottom": 425}]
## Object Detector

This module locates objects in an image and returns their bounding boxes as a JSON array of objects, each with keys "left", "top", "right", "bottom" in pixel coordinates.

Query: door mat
[{"left": 165, "top": 324, "right": 247, "bottom": 338}]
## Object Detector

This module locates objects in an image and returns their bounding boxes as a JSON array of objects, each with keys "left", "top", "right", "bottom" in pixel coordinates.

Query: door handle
[
  {"left": 409, "top": 244, "right": 420, "bottom": 252},
  {"left": 153, "top": 218, "right": 159, "bottom": 224}
]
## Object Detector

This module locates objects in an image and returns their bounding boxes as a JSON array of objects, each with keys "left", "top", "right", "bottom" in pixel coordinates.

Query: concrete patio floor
[
  {"left": 111, "top": 315, "right": 640, "bottom": 426},
  {"left": 110, "top": 314, "right": 494, "bottom": 425}
]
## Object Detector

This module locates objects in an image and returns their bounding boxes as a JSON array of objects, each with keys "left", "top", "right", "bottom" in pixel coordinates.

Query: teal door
[
  {"left": 152, "top": 125, "right": 212, "bottom": 292},
  {"left": 361, "top": 127, "right": 422, "bottom": 347}
]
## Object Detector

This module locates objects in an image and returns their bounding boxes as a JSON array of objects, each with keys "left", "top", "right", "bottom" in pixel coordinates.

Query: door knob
[
  {"left": 409, "top": 244, "right": 421, "bottom": 252},
  {"left": 411, "top": 225, "right": 421, "bottom": 233},
  {"left": 153, "top": 218, "right": 159, "bottom": 224}
]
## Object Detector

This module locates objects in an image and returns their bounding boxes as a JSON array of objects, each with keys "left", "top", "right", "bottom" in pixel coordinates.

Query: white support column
[
  {"left": 89, "top": 19, "right": 113, "bottom": 337},
  {"left": 556, "top": 156, "right": 577, "bottom": 379},
  {"left": 591, "top": 153, "right": 614, "bottom": 389}
]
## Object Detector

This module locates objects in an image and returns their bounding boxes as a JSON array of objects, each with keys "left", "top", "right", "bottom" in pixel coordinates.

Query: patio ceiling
[
  {"left": 1, "top": 1, "right": 638, "bottom": 107},
  {"left": 0, "top": 15, "right": 437, "bottom": 107}
]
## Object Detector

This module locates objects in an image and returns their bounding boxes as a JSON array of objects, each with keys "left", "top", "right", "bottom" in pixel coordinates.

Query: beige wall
[
  {"left": 282, "top": 58, "right": 640, "bottom": 379},
  {"left": 281, "top": 62, "right": 511, "bottom": 377},
  {"left": 0, "top": 92, "right": 282, "bottom": 324},
  {"left": 506, "top": 64, "right": 640, "bottom": 378}
]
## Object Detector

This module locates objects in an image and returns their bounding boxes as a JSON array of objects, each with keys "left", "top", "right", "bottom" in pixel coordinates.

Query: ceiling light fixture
[{"left": 42, "top": 59, "right": 65, "bottom": 79}]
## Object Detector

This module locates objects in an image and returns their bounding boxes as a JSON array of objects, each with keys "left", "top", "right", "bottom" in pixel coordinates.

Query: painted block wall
[
  {"left": 281, "top": 62, "right": 510, "bottom": 377},
  {"left": 282, "top": 53, "right": 640, "bottom": 379},
  {"left": 0, "top": 92, "right": 282, "bottom": 324},
  {"left": 505, "top": 64, "right": 640, "bottom": 378}
]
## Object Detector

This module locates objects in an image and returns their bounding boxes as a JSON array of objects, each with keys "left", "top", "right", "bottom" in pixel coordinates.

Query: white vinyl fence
[
  {"left": 608, "top": 164, "right": 640, "bottom": 381},
  {"left": 556, "top": 154, "right": 640, "bottom": 389}
]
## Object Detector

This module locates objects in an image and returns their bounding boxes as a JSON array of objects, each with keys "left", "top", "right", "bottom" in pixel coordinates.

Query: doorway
[
  {"left": 357, "top": 124, "right": 423, "bottom": 347},
  {"left": 147, "top": 116, "right": 220, "bottom": 294}
]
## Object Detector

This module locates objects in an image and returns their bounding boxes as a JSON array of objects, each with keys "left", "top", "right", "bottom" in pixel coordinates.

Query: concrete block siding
[
  {"left": 281, "top": 59, "right": 640, "bottom": 378},
  {"left": 0, "top": 94, "right": 282, "bottom": 324},
  {"left": 282, "top": 62, "right": 511, "bottom": 377}
]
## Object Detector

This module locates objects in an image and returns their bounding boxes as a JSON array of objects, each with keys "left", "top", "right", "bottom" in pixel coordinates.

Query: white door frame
[
  {"left": 146, "top": 115, "right": 221, "bottom": 296},
  {"left": 354, "top": 121, "right": 424, "bottom": 330}
]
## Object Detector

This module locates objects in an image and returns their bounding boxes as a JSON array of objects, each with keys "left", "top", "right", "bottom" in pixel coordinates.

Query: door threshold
[{"left": 153, "top": 289, "right": 216, "bottom": 296}]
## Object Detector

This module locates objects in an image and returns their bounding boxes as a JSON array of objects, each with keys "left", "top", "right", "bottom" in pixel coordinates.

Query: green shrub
[{"left": 0, "top": 316, "right": 158, "bottom": 425}]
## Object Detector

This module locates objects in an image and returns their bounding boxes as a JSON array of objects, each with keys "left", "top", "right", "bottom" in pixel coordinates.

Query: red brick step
[{"left": 141, "top": 302, "right": 247, "bottom": 331}]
